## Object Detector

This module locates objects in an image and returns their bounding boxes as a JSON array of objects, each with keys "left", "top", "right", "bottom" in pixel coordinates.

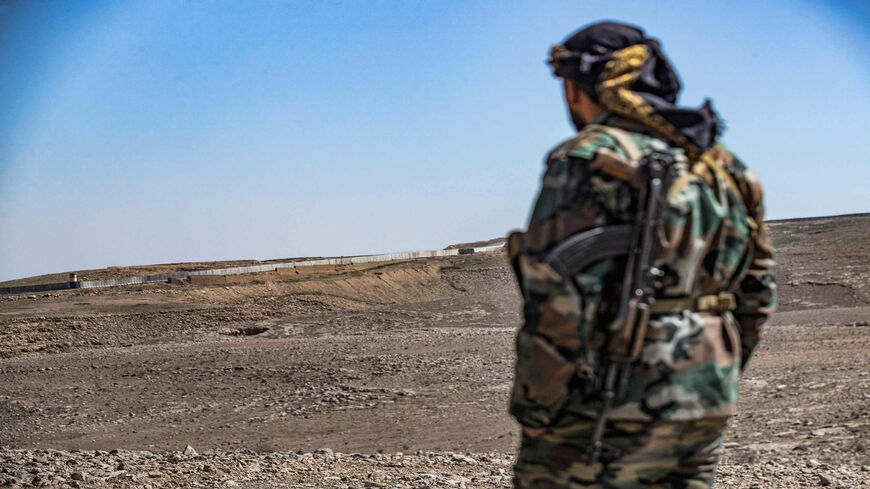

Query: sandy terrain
[{"left": 0, "top": 215, "right": 868, "bottom": 488}]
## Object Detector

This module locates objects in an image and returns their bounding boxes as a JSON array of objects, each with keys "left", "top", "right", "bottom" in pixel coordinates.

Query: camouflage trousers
[{"left": 514, "top": 417, "right": 729, "bottom": 489}]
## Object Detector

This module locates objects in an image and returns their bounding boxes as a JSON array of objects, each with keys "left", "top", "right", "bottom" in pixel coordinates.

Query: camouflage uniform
[{"left": 508, "top": 113, "right": 777, "bottom": 488}]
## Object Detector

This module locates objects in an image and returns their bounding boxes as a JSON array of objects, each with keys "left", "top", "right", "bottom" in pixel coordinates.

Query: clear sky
[{"left": 1, "top": 0, "right": 868, "bottom": 281}]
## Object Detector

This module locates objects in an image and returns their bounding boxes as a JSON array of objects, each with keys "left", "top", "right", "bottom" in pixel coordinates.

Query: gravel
[{"left": 1, "top": 448, "right": 867, "bottom": 488}]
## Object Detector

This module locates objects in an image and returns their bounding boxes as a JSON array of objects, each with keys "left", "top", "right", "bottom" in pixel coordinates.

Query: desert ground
[{"left": 0, "top": 215, "right": 868, "bottom": 488}]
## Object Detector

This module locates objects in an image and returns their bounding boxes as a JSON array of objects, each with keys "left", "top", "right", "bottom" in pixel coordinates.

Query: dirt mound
[
  {"left": 444, "top": 237, "right": 506, "bottom": 250},
  {"left": 0, "top": 254, "right": 512, "bottom": 358},
  {"left": 0, "top": 257, "right": 329, "bottom": 288},
  {"left": 770, "top": 214, "right": 870, "bottom": 310}
]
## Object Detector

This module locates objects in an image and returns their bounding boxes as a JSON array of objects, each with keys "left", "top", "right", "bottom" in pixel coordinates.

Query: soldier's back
[{"left": 512, "top": 114, "right": 774, "bottom": 488}]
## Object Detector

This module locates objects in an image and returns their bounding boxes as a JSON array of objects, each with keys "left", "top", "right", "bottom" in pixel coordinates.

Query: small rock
[
  {"left": 70, "top": 471, "right": 85, "bottom": 481},
  {"left": 808, "top": 459, "right": 821, "bottom": 468},
  {"left": 723, "top": 442, "right": 741, "bottom": 449},
  {"left": 817, "top": 473, "right": 832, "bottom": 486},
  {"left": 183, "top": 445, "right": 198, "bottom": 456},
  {"left": 148, "top": 471, "right": 163, "bottom": 478},
  {"left": 452, "top": 454, "right": 478, "bottom": 464},
  {"left": 225, "top": 481, "right": 238, "bottom": 487}
]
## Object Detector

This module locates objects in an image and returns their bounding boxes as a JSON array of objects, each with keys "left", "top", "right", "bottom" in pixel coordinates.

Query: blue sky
[{"left": 1, "top": 0, "right": 868, "bottom": 281}]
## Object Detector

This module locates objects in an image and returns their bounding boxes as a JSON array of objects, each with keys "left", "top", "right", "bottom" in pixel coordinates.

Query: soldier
[{"left": 507, "top": 22, "right": 777, "bottom": 488}]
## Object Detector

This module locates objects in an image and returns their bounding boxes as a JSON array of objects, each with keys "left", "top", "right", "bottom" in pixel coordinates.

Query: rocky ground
[
  {"left": 1, "top": 215, "right": 868, "bottom": 488},
  {"left": 2, "top": 447, "right": 868, "bottom": 488}
]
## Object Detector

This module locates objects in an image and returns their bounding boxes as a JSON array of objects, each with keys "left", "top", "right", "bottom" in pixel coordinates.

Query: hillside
[{"left": 769, "top": 214, "right": 869, "bottom": 310}]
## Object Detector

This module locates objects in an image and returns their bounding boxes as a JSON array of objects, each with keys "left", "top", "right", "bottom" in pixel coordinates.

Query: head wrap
[{"left": 549, "top": 21, "right": 721, "bottom": 158}]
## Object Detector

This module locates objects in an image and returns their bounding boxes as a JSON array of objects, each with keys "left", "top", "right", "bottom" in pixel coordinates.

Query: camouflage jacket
[{"left": 508, "top": 113, "right": 777, "bottom": 426}]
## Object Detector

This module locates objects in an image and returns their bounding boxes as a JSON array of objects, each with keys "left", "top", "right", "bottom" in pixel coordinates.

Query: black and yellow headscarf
[{"left": 549, "top": 21, "right": 721, "bottom": 159}]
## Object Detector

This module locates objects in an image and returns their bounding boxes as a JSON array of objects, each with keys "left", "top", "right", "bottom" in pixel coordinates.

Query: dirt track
[{"left": 1, "top": 216, "right": 869, "bottom": 488}]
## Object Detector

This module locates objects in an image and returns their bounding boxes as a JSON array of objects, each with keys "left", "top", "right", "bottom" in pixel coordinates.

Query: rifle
[{"left": 543, "top": 150, "right": 674, "bottom": 462}]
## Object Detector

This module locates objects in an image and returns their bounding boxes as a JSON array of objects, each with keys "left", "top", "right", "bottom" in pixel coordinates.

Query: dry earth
[{"left": 1, "top": 215, "right": 868, "bottom": 488}]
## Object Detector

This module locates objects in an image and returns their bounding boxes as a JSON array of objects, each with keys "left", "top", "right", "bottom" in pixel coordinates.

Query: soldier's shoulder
[
  {"left": 708, "top": 143, "right": 747, "bottom": 175},
  {"left": 707, "top": 143, "right": 765, "bottom": 204},
  {"left": 544, "top": 123, "right": 640, "bottom": 169},
  {"left": 567, "top": 126, "right": 625, "bottom": 160},
  {"left": 544, "top": 130, "right": 610, "bottom": 166}
]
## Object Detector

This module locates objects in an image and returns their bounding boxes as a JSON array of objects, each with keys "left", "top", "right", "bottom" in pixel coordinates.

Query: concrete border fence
[{"left": 1, "top": 243, "right": 505, "bottom": 295}]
